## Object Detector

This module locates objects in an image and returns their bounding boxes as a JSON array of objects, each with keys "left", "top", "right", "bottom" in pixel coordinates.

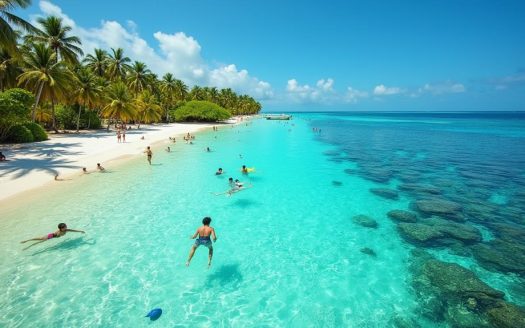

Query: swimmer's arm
[
  {"left": 66, "top": 229, "right": 85, "bottom": 233},
  {"left": 190, "top": 229, "right": 199, "bottom": 239},
  {"left": 211, "top": 228, "right": 217, "bottom": 242}
]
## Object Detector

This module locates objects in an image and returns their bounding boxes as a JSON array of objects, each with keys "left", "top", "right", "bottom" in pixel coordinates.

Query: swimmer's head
[
  {"left": 202, "top": 217, "right": 211, "bottom": 225},
  {"left": 58, "top": 223, "right": 67, "bottom": 230},
  {"left": 218, "top": 168, "right": 222, "bottom": 171},
  {"left": 229, "top": 177, "right": 233, "bottom": 182}
]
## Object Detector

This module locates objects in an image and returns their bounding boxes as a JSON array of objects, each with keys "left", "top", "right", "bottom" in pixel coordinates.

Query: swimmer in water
[{"left": 20, "top": 223, "right": 85, "bottom": 248}]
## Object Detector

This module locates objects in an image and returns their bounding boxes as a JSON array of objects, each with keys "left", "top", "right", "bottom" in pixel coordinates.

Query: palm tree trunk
[
  {"left": 76, "top": 103, "right": 83, "bottom": 132},
  {"left": 51, "top": 99, "right": 58, "bottom": 133},
  {"left": 32, "top": 81, "right": 45, "bottom": 122}
]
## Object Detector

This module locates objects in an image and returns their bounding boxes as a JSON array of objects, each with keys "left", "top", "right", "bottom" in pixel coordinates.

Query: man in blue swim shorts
[{"left": 186, "top": 217, "right": 218, "bottom": 268}]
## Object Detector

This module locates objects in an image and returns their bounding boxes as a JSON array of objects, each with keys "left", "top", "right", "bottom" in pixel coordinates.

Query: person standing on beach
[
  {"left": 117, "top": 130, "right": 121, "bottom": 143},
  {"left": 186, "top": 217, "right": 217, "bottom": 268},
  {"left": 122, "top": 130, "right": 126, "bottom": 142},
  {"left": 20, "top": 223, "right": 85, "bottom": 248},
  {"left": 145, "top": 146, "right": 153, "bottom": 164}
]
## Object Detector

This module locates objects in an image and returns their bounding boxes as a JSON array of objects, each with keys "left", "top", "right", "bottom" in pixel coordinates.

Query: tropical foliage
[
  {"left": 0, "top": 3, "right": 262, "bottom": 143},
  {"left": 173, "top": 100, "right": 231, "bottom": 122}
]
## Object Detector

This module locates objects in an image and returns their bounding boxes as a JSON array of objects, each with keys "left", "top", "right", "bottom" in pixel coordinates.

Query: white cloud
[
  {"left": 286, "top": 78, "right": 336, "bottom": 103},
  {"left": 419, "top": 82, "right": 466, "bottom": 95},
  {"left": 345, "top": 87, "right": 368, "bottom": 103},
  {"left": 373, "top": 84, "right": 403, "bottom": 96},
  {"left": 34, "top": 1, "right": 273, "bottom": 99}
]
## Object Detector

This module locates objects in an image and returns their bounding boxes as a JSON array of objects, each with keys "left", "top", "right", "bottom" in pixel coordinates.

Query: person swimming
[
  {"left": 215, "top": 168, "right": 223, "bottom": 175},
  {"left": 20, "top": 223, "right": 85, "bottom": 248}
]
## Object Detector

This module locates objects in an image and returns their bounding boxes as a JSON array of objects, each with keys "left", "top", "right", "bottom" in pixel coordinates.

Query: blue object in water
[{"left": 145, "top": 308, "right": 162, "bottom": 321}]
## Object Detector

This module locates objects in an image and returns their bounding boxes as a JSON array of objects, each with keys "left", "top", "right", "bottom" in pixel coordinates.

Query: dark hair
[
  {"left": 202, "top": 217, "right": 211, "bottom": 225},
  {"left": 58, "top": 223, "right": 67, "bottom": 229},
  {"left": 218, "top": 168, "right": 222, "bottom": 170}
]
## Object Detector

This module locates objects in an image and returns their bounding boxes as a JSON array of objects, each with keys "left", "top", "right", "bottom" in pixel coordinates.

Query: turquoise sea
[{"left": 1, "top": 112, "right": 525, "bottom": 327}]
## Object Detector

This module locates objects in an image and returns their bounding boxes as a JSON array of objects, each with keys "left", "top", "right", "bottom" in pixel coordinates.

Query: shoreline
[{"left": 0, "top": 121, "right": 225, "bottom": 205}]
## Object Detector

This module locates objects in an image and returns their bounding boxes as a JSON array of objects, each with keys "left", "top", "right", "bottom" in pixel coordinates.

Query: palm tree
[
  {"left": 189, "top": 85, "right": 205, "bottom": 100},
  {"left": 107, "top": 48, "right": 131, "bottom": 81},
  {"left": 29, "top": 16, "right": 83, "bottom": 65},
  {"left": 102, "top": 82, "right": 136, "bottom": 129},
  {"left": 135, "top": 89, "right": 161, "bottom": 125},
  {"left": 0, "top": 46, "right": 21, "bottom": 91},
  {"left": 126, "top": 61, "right": 152, "bottom": 95},
  {"left": 83, "top": 48, "right": 108, "bottom": 77},
  {"left": 17, "top": 43, "right": 72, "bottom": 127},
  {"left": 174, "top": 79, "right": 188, "bottom": 103},
  {"left": 72, "top": 68, "right": 102, "bottom": 132},
  {"left": 0, "top": 0, "right": 38, "bottom": 54},
  {"left": 159, "top": 73, "right": 176, "bottom": 121}
]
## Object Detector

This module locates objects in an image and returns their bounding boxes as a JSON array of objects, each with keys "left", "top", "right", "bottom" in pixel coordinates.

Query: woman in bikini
[{"left": 20, "top": 223, "right": 85, "bottom": 245}]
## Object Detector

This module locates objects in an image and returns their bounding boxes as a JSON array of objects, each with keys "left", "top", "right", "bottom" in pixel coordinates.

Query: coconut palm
[
  {"left": 17, "top": 43, "right": 73, "bottom": 126},
  {"left": 159, "top": 73, "right": 177, "bottom": 121},
  {"left": 174, "top": 79, "right": 188, "bottom": 103},
  {"left": 102, "top": 82, "right": 136, "bottom": 129},
  {"left": 72, "top": 67, "right": 103, "bottom": 132},
  {"left": 29, "top": 16, "right": 83, "bottom": 65},
  {"left": 83, "top": 48, "right": 108, "bottom": 77},
  {"left": 135, "top": 89, "right": 161, "bottom": 125},
  {"left": 189, "top": 85, "right": 205, "bottom": 101},
  {"left": 126, "top": 61, "right": 152, "bottom": 95},
  {"left": 0, "top": 46, "right": 21, "bottom": 91},
  {"left": 0, "top": 0, "right": 38, "bottom": 54},
  {"left": 107, "top": 48, "right": 131, "bottom": 81}
]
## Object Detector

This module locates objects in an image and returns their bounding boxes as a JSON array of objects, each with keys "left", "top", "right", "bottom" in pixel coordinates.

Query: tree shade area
[{"left": 0, "top": 1, "right": 262, "bottom": 142}]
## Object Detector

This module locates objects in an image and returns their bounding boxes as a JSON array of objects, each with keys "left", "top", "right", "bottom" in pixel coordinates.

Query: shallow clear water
[{"left": 1, "top": 112, "right": 524, "bottom": 327}]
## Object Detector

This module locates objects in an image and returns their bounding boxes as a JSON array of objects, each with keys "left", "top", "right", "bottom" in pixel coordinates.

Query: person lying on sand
[
  {"left": 97, "top": 163, "right": 105, "bottom": 171},
  {"left": 20, "top": 223, "right": 85, "bottom": 249}
]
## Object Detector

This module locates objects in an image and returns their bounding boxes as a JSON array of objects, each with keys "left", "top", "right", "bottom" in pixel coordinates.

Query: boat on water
[{"left": 264, "top": 114, "right": 292, "bottom": 120}]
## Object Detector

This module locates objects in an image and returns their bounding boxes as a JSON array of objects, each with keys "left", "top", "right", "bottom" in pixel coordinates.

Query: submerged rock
[
  {"left": 471, "top": 239, "right": 525, "bottom": 276},
  {"left": 412, "top": 199, "right": 464, "bottom": 221},
  {"left": 398, "top": 183, "right": 442, "bottom": 195},
  {"left": 370, "top": 188, "right": 399, "bottom": 200},
  {"left": 331, "top": 180, "right": 343, "bottom": 187},
  {"left": 397, "top": 219, "right": 481, "bottom": 246},
  {"left": 422, "top": 260, "right": 505, "bottom": 309},
  {"left": 398, "top": 223, "right": 444, "bottom": 245},
  {"left": 360, "top": 168, "right": 393, "bottom": 184},
  {"left": 351, "top": 215, "right": 378, "bottom": 229},
  {"left": 487, "top": 301, "right": 525, "bottom": 328},
  {"left": 387, "top": 210, "right": 418, "bottom": 223},
  {"left": 360, "top": 247, "right": 377, "bottom": 257},
  {"left": 409, "top": 252, "right": 525, "bottom": 328}
]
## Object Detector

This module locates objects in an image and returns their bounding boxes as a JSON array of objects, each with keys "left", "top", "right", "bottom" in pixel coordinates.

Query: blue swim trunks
[{"left": 195, "top": 236, "right": 212, "bottom": 248}]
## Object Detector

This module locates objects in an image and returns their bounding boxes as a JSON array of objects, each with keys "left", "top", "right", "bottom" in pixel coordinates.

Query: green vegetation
[
  {"left": 0, "top": 2, "right": 262, "bottom": 143},
  {"left": 23, "top": 122, "right": 47, "bottom": 141},
  {"left": 0, "top": 88, "right": 36, "bottom": 142},
  {"left": 7, "top": 124, "right": 33, "bottom": 143},
  {"left": 173, "top": 101, "right": 231, "bottom": 122}
]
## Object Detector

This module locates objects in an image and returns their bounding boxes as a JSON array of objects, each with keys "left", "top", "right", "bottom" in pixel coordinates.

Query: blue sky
[{"left": 17, "top": 0, "right": 525, "bottom": 111}]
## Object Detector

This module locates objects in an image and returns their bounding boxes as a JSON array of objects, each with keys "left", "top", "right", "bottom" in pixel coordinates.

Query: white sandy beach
[{"left": 0, "top": 122, "right": 218, "bottom": 203}]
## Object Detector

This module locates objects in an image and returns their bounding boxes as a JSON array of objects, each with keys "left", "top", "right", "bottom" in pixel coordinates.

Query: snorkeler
[
  {"left": 20, "top": 223, "right": 85, "bottom": 248},
  {"left": 186, "top": 217, "right": 217, "bottom": 268}
]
